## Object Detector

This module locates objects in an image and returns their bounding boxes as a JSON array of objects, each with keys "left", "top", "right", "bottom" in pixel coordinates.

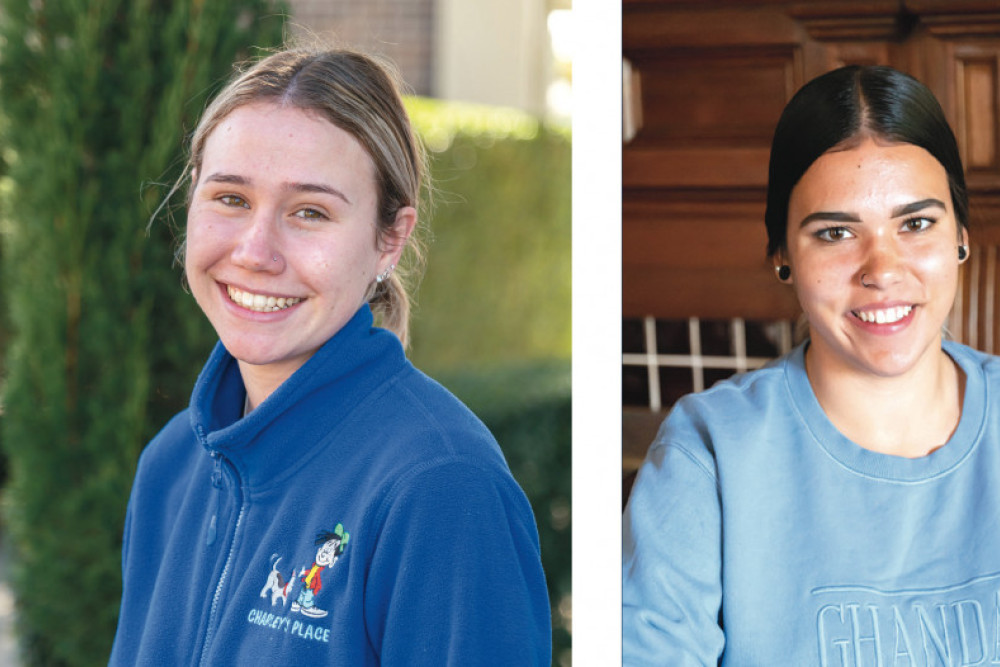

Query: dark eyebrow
[
  {"left": 798, "top": 198, "right": 948, "bottom": 228},
  {"left": 798, "top": 210, "right": 862, "bottom": 228},
  {"left": 891, "top": 198, "right": 946, "bottom": 218},
  {"left": 202, "top": 172, "right": 352, "bottom": 205}
]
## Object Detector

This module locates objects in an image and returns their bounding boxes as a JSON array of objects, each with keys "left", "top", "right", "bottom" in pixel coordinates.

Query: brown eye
[
  {"left": 816, "top": 226, "right": 853, "bottom": 242},
  {"left": 902, "top": 217, "right": 934, "bottom": 232},
  {"left": 220, "top": 195, "right": 249, "bottom": 209},
  {"left": 294, "top": 208, "right": 328, "bottom": 221}
]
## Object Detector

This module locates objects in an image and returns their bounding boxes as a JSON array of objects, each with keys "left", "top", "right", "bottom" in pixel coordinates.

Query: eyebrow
[
  {"left": 797, "top": 198, "right": 948, "bottom": 227},
  {"left": 203, "top": 172, "right": 352, "bottom": 205}
]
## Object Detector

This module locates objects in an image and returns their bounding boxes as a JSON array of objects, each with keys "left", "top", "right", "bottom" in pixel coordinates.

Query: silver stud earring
[{"left": 376, "top": 264, "right": 395, "bottom": 284}]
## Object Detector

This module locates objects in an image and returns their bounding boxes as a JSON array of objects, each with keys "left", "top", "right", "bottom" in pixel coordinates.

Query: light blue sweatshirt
[{"left": 624, "top": 340, "right": 1000, "bottom": 666}]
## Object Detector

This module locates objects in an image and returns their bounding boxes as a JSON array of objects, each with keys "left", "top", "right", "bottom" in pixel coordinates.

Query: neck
[
  {"left": 805, "top": 341, "right": 964, "bottom": 458},
  {"left": 238, "top": 359, "right": 298, "bottom": 412}
]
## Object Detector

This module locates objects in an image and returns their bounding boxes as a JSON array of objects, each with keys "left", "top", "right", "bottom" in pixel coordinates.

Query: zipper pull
[
  {"left": 211, "top": 453, "right": 223, "bottom": 489},
  {"left": 207, "top": 453, "right": 223, "bottom": 546}
]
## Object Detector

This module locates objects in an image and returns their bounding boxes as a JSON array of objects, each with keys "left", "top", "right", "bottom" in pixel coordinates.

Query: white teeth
[
  {"left": 855, "top": 306, "right": 912, "bottom": 324},
  {"left": 226, "top": 286, "right": 301, "bottom": 312}
]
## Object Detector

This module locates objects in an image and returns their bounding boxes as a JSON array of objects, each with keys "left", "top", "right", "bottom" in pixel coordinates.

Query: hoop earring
[
  {"left": 959, "top": 245, "right": 969, "bottom": 261},
  {"left": 775, "top": 265, "right": 791, "bottom": 281}
]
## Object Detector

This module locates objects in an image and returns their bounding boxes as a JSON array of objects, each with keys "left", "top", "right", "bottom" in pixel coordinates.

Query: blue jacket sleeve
[
  {"left": 364, "top": 460, "right": 551, "bottom": 665},
  {"left": 623, "top": 436, "right": 725, "bottom": 665}
]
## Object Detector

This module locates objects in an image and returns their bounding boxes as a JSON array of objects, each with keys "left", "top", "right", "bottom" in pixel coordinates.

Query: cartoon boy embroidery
[{"left": 291, "top": 524, "right": 350, "bottom": 619}]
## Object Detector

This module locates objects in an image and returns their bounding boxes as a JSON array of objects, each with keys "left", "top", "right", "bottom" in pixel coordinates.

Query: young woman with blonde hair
[{"left": 111, "top": 46, "right": 550, "bottom": 666}]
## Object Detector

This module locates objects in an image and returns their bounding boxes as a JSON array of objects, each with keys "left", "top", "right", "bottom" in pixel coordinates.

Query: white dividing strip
[
  {"left": 689, "top": 317, "right": 704, "bottom": 394},
  {"left": 643, "top": 316, "right": 662, "bottom": 412}
]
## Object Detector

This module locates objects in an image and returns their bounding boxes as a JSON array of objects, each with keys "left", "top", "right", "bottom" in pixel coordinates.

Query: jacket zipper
[{"left": 198, "top": 452, "right": 246, "bottom": 666}]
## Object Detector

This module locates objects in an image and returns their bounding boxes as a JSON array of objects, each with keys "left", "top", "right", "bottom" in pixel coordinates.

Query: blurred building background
[{"left": 289, "top": 0, "right": 572, "bottom": 123}]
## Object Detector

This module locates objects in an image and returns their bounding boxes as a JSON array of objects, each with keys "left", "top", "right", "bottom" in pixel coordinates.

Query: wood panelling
[
  {"left": 955, "top": 48, "right": 1000, "bottom": 181},
  {"left": 787, "top": 1, "right": 905, "bottom": 41},
  {"left": 623, "top": 147, "right": 771, "bottom": 189},
  {"left": 623, "top": 6, "right": 803, "bottom": 50},
  {"left": 954, "top": 244, "right": 1000, "bottom": 354},
  {"left": 628, "top": 48, "right": 796, "bottom": 148},
  {"left": 910, "top": 0, "right": 1000, "bottom": 38},
  {"left": 623, "top": 0, "right": 1000, "bottom": 348}
]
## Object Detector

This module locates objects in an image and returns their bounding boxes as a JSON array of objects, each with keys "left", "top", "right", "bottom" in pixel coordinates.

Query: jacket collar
[{"left": 188, "top": 304, "right": 407, "bottom": 488}]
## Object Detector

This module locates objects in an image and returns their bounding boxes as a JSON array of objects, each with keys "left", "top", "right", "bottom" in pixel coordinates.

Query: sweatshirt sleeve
[
  {"left": 364, "top": 460, "right": 551, "bottom": 666},
  {"left": 623, "top": 433, "right": 725, "bottom": 666}
]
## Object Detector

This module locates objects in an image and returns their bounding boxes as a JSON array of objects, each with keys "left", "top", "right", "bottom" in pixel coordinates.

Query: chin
[
  {"left": 851, "top": 342, "right": 938, "bottom": 378},
  {"left": 218, "top": 336, "right": 290, "bottom": 367}
]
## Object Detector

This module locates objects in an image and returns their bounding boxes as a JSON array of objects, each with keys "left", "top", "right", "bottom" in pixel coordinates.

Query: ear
[
  {"left": 378, "top": 206, "right": 417, "bottom": 270},
  {"left": 773, "top": 249, "right": 793, "bottom": 284}
]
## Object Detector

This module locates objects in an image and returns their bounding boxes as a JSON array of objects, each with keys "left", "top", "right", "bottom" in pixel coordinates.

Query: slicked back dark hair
[{"left": 764, "top": 65, "right": 968, "bottom": 257}]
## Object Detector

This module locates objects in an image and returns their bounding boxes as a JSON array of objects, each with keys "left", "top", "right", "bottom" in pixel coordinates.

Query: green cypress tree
[{"left": 0, "top": 2, "right": 284, "bottom": 664}]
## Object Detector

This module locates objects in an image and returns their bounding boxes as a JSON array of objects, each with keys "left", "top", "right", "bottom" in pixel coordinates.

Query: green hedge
[
  {"left": 0, "top": 3, "right": 285, "bottom": 665},
  {"left": 406, "top": 98, "right": 572, "bottom": 370}
]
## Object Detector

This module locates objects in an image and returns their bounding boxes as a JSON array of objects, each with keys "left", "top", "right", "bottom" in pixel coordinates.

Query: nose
[
  {"left": 231, "top": 211, "right": 283, "bottom": 272},
  {"left": 858, "top": 233, "right": 903, "bottom": 289}
]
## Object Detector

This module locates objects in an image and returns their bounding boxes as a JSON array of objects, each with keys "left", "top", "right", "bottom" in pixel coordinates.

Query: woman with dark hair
[{"left": 622, "top": 65, "right": 996, "bottom": 664}]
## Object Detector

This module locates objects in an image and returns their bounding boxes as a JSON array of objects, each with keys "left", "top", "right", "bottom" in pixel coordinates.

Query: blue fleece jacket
[
  {"left": 624, "top": 340, "right": 1000, "bottom": 666},
  {"left": 110, "top": 305, "right": 551, "bottom": 666}
]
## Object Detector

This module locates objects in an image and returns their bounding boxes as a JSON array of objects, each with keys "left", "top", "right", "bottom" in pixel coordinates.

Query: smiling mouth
[
  {"left": 226, "top": 285, "right": 302, "bottom": 313},
  {"left": 852, "top": 305, "right": 913, "bottom": 324}
]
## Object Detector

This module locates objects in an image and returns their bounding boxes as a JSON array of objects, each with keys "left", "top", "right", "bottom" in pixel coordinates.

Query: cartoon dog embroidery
[
  {"left": 291, "top": 524, "right": 350, "bottom": 619},
  {"left": 259, "top": 555, "right": 294, "bottom": 606}
]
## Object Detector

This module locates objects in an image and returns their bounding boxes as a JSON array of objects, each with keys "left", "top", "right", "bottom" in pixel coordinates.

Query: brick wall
[{"left": 287, "top": 0, "right": 435, "bottom": 95}]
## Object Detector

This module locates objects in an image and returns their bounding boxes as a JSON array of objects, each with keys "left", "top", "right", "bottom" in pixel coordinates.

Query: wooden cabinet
[{"left": 623, "top": 0, "right": 1000, "bottom": 351}]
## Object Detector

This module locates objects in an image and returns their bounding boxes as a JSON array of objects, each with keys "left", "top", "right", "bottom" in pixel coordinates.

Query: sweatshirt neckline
[{"left": 785, "top": 340, "right": 986, "bottom": 482}]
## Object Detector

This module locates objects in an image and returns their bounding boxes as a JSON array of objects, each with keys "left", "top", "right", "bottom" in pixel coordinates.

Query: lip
[
  {"left": 217, "top": 282, "right": 305, "bottom": 318},
  {"left": 849, "top": 301, "right": 917, "bottom": 334}
]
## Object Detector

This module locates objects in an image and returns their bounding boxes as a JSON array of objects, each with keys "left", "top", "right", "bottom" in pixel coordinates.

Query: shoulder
[
  {"left": 138, "top": 410, "right": 196, "bottom": 465},
  {"left": 133, "top": 409, "right": 203, "bottom": 486},
  {"left": 374, "top": 365, "right": 507, "bottom": 466},
  {"left": 651, "top": 355, "right": 792, "bottom": 465},
  {"left": 945, "top": 339, "right": 1000, "bottom": 377}
]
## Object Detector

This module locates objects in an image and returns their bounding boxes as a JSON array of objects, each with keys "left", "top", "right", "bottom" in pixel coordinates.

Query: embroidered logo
[
  {"left": 259, "top": 555, "right": 294, "bottom": 606},
  {"left": 291, "top": 525, "right": 350, "bottom": 619},
  {"left": 248, "top": 523, "right": 350, "bottom": 644}
]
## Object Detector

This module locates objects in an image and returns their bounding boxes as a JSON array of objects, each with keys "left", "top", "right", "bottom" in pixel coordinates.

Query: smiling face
[
  {"left": 782, "top": 137, "right": 967, "bottom": 380},
  {"left": 315, "top": 538, "right": 341, "bottom": 567},
  {"left": 185, "top": 102, "right": 405, "bottom": 387}
]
